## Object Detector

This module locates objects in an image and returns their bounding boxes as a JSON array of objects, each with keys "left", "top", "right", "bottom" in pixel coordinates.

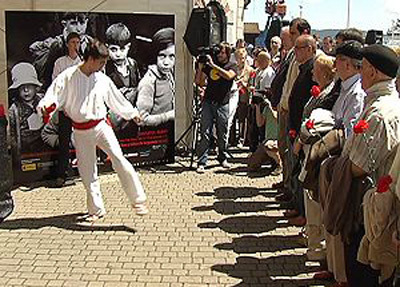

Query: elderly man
[
  {"left": 275, "top": 18, "right": 311, "bottom": 201},
  {"left": 331, "top": 40, "right": 366, "bottom": 138},
  {"left": 341, "top": 44, "right": 400, "bottom": 287},
  {"left": 284, "top": 34, "right": 318, "bottom": 227},
  {"left": 313, "top": 40, "right": 366, "bottom": 286},
  {"left": 318, "top": 45, "right": 400, "bottom": 287}
]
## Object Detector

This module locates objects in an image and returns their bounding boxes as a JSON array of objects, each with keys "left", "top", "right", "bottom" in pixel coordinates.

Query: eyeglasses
[{"left": 294, "top": 45, "right": 309, "bottom": 50}]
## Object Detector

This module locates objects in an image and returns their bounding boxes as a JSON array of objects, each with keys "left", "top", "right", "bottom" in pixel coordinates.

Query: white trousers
[{"left": 73, "top": 121, "right": 146, "bottom": 215}]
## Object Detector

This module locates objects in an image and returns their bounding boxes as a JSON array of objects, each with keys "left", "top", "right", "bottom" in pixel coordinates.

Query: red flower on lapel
[
  {"left": 376, "top": 175, "right": 393, "bottom": 193},
  {"left": 310, "top": 85, "right": 321, "bottom": 98},
  {"left": 305, "top": 119, "right": 315, "bottom": 130},
  {"left": 353, "top": 120, "right": 369, "bottom": 134}
]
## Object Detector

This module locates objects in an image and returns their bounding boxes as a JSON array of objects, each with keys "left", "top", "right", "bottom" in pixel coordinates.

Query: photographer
[
  {"left": 195, "top": 42, "right": 237, "bottom": 173},
  {"left": 247, "top": 51, "right": 281, "bottom": 174},
  {"left": 248, "top": 51, "right": 275, "bottom": 152}
]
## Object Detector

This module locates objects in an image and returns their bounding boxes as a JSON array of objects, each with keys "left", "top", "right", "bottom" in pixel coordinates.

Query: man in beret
[
  {"left": 314, "top": 40, "right": 366, "bottom": 286},
  {"left": 340, "top": 44, "right": 400, "bottom": 286},
  {"left": 331, "top": 40, "right": 366, "bottom": 138}
]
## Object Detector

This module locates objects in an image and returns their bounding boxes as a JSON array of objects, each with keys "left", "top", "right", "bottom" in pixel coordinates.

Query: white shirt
[
  {"left": 255, "top": 66, "right": 275, "bottom": 97},
  {"left": 39, "top": 65, "right": 139, "bottom": 123},
  {"left": 52, "top": 55, "right": 82, "bottom": 80}
]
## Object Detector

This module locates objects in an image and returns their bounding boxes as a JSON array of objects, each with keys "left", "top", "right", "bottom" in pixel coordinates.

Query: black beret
[
  {"left": 334, "top": 40, "right": 363, "bottom": 60},
  {"left": 361, "top": 44, "right": 400, "bottom": 78},
  {"left": 152, "top": 27, "right": 174, "bottom": 53}
]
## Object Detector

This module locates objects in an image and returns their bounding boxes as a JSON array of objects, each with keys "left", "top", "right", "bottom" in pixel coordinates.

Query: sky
[{"left": 244, "top": 0, "right": 400, "bottom": 32}]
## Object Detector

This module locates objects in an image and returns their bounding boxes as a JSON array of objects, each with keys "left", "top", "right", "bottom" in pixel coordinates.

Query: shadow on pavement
[
  {"left": 196, "top": 186, "right": 277, "bottom": 200},
  {"left": 198, "top": 215, "right": 286, "bottom": 234},
  {"left": 215, "top": 234, "right": 305, "bottom": 253},
  {"left": 192, "top": 200, "right": 281, "bottom": 215},
  {"left": 212, "top": 255, "right": 331, "bottom": 287},
  {"left": 0, "top": 213, "right": 136, "bottom": 233}
]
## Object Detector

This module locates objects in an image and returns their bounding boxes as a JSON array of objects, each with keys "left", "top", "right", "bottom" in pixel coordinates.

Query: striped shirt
[{"left": 342, "top": 79, "right": 400, "bottom": 180}]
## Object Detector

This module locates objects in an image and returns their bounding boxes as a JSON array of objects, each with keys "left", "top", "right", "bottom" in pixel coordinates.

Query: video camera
[
  {"left": 251, "top": 89, "right": 272, "bottom": 105},
  {"left": 197, "top": 45, "right": 221, "bottom": 64}
]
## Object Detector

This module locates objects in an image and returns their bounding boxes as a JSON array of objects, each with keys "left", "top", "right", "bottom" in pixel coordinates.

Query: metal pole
[{"left": 347, "top": 0, "right": 351, "bottom": 28}]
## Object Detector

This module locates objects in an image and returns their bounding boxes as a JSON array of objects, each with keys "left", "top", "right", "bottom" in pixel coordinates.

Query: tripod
[{"left": 175, "top": 84, "right": 203, "bottom": 168}]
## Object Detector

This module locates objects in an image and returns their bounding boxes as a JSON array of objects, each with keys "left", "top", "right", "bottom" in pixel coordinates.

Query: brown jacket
[{"left": 319, "top": 155, "right": 368, "bottom": 243}]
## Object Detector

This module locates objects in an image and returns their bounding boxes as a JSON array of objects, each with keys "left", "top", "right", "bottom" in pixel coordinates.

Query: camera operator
[
  {"left": 248, "top": 51, "right": 275, "bottom": 152},
  {"left": 195, "top": 42, "right": 237, "bottom": 173}
]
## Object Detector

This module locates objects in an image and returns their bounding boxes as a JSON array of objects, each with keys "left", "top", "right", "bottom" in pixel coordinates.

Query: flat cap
[
  {"left": 334, "top": 40, "right": 363, "bottom": 60},
  {"left": 361, "top": 44, "right": 400, "bottom": 78},
  {"left": 152, "top": 27, "right": 174, "bottom": 53}
]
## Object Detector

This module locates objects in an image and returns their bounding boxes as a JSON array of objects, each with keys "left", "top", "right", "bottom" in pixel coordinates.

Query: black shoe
[
  {"left": 275, "top": 192, "right": 292, "bottom": 202},
  {"left": 272, "top": 181, "right": 284, "bottom": 189}
]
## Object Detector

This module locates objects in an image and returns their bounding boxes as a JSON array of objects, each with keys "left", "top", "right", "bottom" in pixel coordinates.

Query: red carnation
[
  {"left": 376, "top": 175, "right": 393, "bottom": 193},
  {"left": 289, "top": 129, "right": 297, "bottom": 139},
  {"left": 310, "top": 85, "right": 321, "bottom": 98},
  {"left": 306, "top": 119, "right": 315, "bottom": 130},
  {"left": 353, "top": 120, "right": 369, "bottom": 134},
  {"left": 250, "top": 71, "right": 257, "bottom": 79},
  {"left": 43, "top": 103, "right": 57, "bottom": 124}
]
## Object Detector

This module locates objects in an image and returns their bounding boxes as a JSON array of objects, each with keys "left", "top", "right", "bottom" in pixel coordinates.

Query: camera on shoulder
[{"left": 198, "top": 44, "right": 221, "bottom": 64}]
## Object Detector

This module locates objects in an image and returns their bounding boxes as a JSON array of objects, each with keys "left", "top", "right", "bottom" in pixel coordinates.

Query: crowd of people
[{"left": 194, "top": 18, "right": 400, "bottom": 287}]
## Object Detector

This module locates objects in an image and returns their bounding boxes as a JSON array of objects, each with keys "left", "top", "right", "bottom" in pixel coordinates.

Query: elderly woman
[
  {"left": 269, "top": 36, "right": 282, "bottom": 69},
  {"left": 294, "top": 53, "right": 339, "bottom": 262}
]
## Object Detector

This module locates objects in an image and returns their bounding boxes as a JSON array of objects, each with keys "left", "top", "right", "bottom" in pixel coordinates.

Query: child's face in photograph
[
  {"left": 18, "top": 84, "right": 37, "bottom": 103},
  {"left": 108, "top": 43, "right": 131, "bottom": 65},
  {"left": 157, "top": 45, "right": 175, "bottom": 75},
  {"left": 63, "top": 16, "right": 88, "bottom": 36}
]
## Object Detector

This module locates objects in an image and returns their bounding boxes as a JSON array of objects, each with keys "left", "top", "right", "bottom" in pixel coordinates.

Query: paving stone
[{"left": 0, "top": 151, "right": 330, "bottom": 286}]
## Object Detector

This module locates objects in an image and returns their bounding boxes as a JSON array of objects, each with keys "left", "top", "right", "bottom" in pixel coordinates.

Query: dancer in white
[{"left": 38, "top": 39, "right": 148, "bottom": 222}]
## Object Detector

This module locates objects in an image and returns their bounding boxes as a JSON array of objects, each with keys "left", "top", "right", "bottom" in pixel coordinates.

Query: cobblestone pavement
[{"left": 0, "top": 150, "right": 333, "bottom": 287}]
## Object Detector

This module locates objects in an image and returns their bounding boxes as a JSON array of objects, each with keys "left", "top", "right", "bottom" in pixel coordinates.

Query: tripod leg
[{"left": 190, "top": 118, "right": 200, "bottom": 168}]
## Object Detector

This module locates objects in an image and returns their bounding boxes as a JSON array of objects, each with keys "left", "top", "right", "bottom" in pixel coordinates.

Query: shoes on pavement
[
  {"left": 313, "top": 270, "right": 334, "bottom": 280},
  {"left": 272, "top": 181, "right": 284, "bottom": 189},
  {"left": 134, "top": 202, "right": 149, "bottom": 216},
  {"left": 196, "top": 165, "right": 205, "bottom": 173},
  {"left": 283, "top": 209, "right": 299, "bottom": 218},
  {"left": 288, "top": 216, "right": 306, "bottom": 226},
  {"left": 78, "top": 211, "right": 106, "bottom": 223},
  {"left": 276, "top": 193, "right": 293, "bottom": 203},
  {"left": 221, "top": 160, "right": 230, "bottom": 169}
]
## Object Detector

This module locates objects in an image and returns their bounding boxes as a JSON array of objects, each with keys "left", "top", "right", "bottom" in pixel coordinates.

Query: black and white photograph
[{"left": 5, "top": 11, "right": 175, "bottom": 184}]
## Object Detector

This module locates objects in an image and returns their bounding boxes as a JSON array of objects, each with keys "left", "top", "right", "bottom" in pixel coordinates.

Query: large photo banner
[{"left": 5, "top": 11, "right": 175, "bottom": 184}]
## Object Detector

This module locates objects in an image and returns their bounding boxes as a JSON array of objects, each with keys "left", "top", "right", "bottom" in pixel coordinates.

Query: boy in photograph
[{"left": 105, "top": 23, "right": 141, "bottom": 131}]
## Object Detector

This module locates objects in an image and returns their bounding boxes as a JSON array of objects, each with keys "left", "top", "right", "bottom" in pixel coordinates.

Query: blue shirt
[{"left": 331, "top": 73, "right": 366, "bottom": 138}]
